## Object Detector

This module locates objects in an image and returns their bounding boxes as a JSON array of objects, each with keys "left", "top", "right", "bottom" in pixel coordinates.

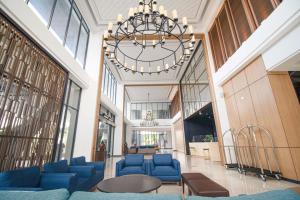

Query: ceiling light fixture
[{"left": 103, "top": 0, "right": 195, "bottom": 75}]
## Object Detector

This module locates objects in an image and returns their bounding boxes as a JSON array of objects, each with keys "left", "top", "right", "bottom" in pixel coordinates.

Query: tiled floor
[{"left": 101, "top": 151, "right": 299, "bottom": 197}]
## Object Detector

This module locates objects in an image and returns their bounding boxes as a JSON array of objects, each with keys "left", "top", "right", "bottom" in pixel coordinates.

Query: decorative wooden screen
[
  {"left": 209, "top": 23, "right": 225, "bottom": 70},
  {"left": 0, "top": 14, "right": 67, "bottom": 171},
  {"left": 209, "top": 0, "right": 281, "bottom": 71}
]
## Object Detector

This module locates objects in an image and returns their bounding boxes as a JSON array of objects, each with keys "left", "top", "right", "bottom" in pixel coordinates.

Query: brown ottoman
[
  {"left": 188, "top": 179, "right": 229, "bottom": 197},
  {"left": 181, "top": 173, "right": 229, "bottom": 197},
  {"left": 181, "top": 173, "right": 209, "bottom": 193}
]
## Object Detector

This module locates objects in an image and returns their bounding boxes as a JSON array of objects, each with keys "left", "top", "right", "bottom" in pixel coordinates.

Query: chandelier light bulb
[
  {"left": 144, "top": 5, "right": 150, "bottom": 16},
  {"left": 189, "top": 25, "right": 194, "bottom": 36},
  {"left": 164, "top": 10, "right": 168, "bottom": 18},
  {"left": 191, "top": 35, "right": 196, "bottom": 44},
  {"left": 159, "top": 5, "right": 165, "bottom": 17},
  {"left": 169, "top": 19, "right": 174, "bottom": 28},
  {"left": 162, "top": 36, "right": 165, "bottom": 45},
  {"left": 133, "top": 7, "right": 138, "bottom": 15},
  {"left": 132, "top": 65, "right": 136, "bottom": 71},
  {"left": 128, "top": 8, "right": 134, "bottom": 18},
  {"left": 157, "top": 66, "right": 161, "bottom": 71},
  {"left": 124, "top": 21, "right": 128, "bottom": 30},
  {"left": 143, "top": 40, "right": 146, "bottom": 47},
  {"left": 103, "top": 30, "right": 108, "bottom": 40},
  {"left": 117, "top": 14, "right": 123, "bottom": 25},
  {"left": 140, "top": 66, "right": 144, "bottom": 72},
  {"left": 138, "top": 5, "right": 143, "bottom": 14},
  {"left": 108, "top": 22, "right": 113, "bottom": 33},
  {"left": 124, "top": 63, "right": 128, "bottom": 68},
  {"left": 105, "top": 47, "right": 110, "bottom": 56},
  {"left": 133, "top": 37, "right": 137, "bottom": 45},
  {"left": 182, "top": 17, "right": 188, "bottom": 28},
  {"left": 152, "top": 40, "right": 156, "bottom": 48},
  {"left": 153, "top": 0, "right": 157, "bottom": 4},
  {"left": 165, "top": 63, "right": 169, "bottom": 70},
  {"left": 172, "top": 9, "right": 178, "bottom": 21},
  {"left": 139, "top": 0, "right": 143, "bottom": 5},
  {"left": 103, "top": 41, "right": 107, "bottom": 49},
  {"left": 189, "top": 42, "right": 194, "bottom": 51},
  {"left": 153, "top": 4, "right": 158, "bottom": 13}
]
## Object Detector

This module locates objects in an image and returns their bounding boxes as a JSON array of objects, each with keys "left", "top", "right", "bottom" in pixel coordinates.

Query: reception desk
[{"left": 189, "top": 142, "right": 221, "bottom": 162}]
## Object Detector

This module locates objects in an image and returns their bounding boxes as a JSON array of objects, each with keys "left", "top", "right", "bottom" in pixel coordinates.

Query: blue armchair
[
  {"left": 116, "top": 154, "right": 148, "bottom": 176},
  {"left": 44, "top": 159, "right": 100, "bottom": 192},
  {"left": 148, "top": 154, "right": 181, "bottom": 183},
  {"left": 0, "top": 166, "right": 76, "bottom": 191},
  {"left": 70, "top": 157, "right": 105, "bottom": 189}
]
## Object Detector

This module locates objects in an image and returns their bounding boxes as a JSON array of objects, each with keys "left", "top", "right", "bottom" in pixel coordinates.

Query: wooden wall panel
[
  {"left": 222, "top": 56, "right": 300, "bottom": 181},
  {"left": 173, "top": 118, "right": 185, "bottom": 153},
  {"left": 170, "top": 91, "right": 180, "bottom": 118},
  {"left": 268, "top": 74, "right": 300, "bottom": 148},
  {"left": 231, "top": 70, "right": 248, "bottom": 93},
  {"left": 244, "top": 56, "right": 266, "bottom": 85},
  {"left": 290, "top": 148, "right": 300, "bottom": 181},
  {"left": 223, "top": 80, "right": 234, "bottom": 98},
  {"left": 0, "top": 14, "right": 67, "bottom": 171},
  {"left": 249, "top": 77, "right": 289, "bottom": 148}
]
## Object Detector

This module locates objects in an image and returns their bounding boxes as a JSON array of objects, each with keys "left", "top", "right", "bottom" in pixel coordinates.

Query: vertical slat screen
[
  {"left": 0, "top": 14, "right": 67, "bottom": 172},
  {"left": 247, "top": 0, "right": 276, "bottom": 26},
  {"left": 209, "top": 0, "right": 281, "bottom": 71},
  {"left": 209, "top": 23, "right": 225, "bottom": 70},
  {"left": 228, "top": 0, "right": 253, "bottom": 45},
  {"left": 218, "top": 4, "right": 237, "bottom": 59}
]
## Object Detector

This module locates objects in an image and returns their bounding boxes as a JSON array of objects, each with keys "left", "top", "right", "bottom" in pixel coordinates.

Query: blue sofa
[
  {"left": 44, "top": 159, "right": 104, "bottom": 192},
  {"left": 148, "top": 154, "right": 181, "bottom": 183},
  {"left": 70, "top": 156, "right": 105, "bottom": 179},
  {"left": 116, "top": 154, "right": 148, "bottom": 176},
  {"left": 0, "top": 188, "right": 300, "bottom": 200},
  {"left": 0, "top": 166, "right": 76, "bottom": 191}
]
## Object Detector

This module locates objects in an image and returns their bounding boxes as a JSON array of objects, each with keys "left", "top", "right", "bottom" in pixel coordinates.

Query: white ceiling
[
  {"left": 77, "top": 0, "right": 210, "bottom": 30},
  {"left": 74, "top": 0, "right": 214, "bottom": 84},
  {"left": 125, "top": 85, "right": 173, "bottom": 102}
]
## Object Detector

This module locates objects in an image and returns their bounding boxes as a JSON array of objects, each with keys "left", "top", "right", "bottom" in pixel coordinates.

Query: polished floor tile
[{"left": 101, "top": 151, "right": 299, "bottom": 197}]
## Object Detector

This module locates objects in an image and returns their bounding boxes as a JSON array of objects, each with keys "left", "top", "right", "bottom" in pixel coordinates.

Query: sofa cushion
[
  {"left": 151, "top": 166, "right": 178, "bottom": 176},
  {"left": 125, "top": 154, "right": 144, "bottom": 166},
  {"left": 0, "top": 189, "right": 69, "bottom": 200},
  {"left": 71, "top": 157, "right": 86, "bottom": 166},
  {"left": 153, "top": 154, "right": 172, "bottom": 166},
  {"left": 0, "top": 166, "right": 40, "bottom": 187},
  {"left": 69, "top": 192, "right": 181, "bottom": 200},
  {"left": 120, "top": 166, "right": 145, "bottom": 175},
  {"left": 187, "top": 189, "right": 300, "bottom": 200},
  {"left": 44, "top": 160, "right": 69, "bottom": 173}
]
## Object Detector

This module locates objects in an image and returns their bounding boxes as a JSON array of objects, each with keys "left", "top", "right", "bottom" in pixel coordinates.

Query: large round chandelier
[{"left": 103, "top": 0, "right": 195, "bottom": 75}]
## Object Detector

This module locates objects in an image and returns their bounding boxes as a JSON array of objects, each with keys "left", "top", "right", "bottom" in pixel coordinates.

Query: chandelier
[
  {"left": 103, "top": 0, "right": 195, "bottom": 75},
  {"left": 140, "top": 93, "right": 159, "bottom": 127}
]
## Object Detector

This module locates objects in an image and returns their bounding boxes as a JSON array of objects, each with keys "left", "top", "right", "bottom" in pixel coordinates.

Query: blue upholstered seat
[
  {"left": 44, "top": 158, "right": 103, "bottom": 192},
  {"left": 0, "top": 189, "right": 70, "bottom": 200},
  {"left": 116, "top": 154, "right": 148, "bottom": 176},
  {"left": 0, "top": 166, "right": 76, "bottom": 192},
  {"left": 148, "top": 154, "right": 181, "bottom": 182}
]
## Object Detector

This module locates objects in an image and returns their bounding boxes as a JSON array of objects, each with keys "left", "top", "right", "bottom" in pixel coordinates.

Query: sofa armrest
[
  {"left": 86, "top": 161, "right": 105, "bottom": 171},
  {"left": 172, "top": 159, "right": 181, "bottom": 172},
  {"left": 40, "top": 173, "right": 77, "bottom": 191},
  {"left": 115, "top": 160, "right": 125, "bottom": 176},
  {"left": 69, "top": 166, "right": 95, "bottom": 178}
]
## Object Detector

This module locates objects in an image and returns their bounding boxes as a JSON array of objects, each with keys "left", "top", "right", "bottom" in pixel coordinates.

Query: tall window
[
  {"left": 180, "top": 42, "right": 211, "bottom": 118},
  {"left": 56, "top": 80, "right": 81, "bottom": 161},
  {"left": 27, "top": 0, "right": 89, "bottom": 67},
  {"left": 130, "top": 102, "right": 171, "bottom": 120},
  {"left": 102, "top": 61, "right": 117, "bottom": 104}
]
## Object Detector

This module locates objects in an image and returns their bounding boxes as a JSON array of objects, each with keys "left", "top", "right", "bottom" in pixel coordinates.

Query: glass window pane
[
  {"left": 50, "top": 0, "right": 71, "bottom": 42},
  {"left": 60, "top": 107, "right": 78, "bottom": 160},
  {"left": 76, "top": 25, "right": 88, "bottom": 66},
  {"left": 28, "top": 0, "right": 55, "bottom": 25},
  {"left": 65, "top": 8, "right": 81, "bottom": 56},
  {"left": 68, "top": 82, "right": 81, "bottom": 108}
]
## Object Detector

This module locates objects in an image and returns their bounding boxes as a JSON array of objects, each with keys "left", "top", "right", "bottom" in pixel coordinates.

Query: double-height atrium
[{"left": 0, "top": 0, "right": 300, "bottom": 200}]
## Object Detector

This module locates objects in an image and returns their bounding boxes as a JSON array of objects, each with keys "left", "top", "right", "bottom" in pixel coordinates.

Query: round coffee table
[{"left": 97, "top": 174, "right": 162, "bottom": 193}]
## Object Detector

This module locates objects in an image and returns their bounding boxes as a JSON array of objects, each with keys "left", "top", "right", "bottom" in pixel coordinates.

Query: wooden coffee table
[{"left": 97, "top": 174, "right": 162, "bottom": 193}]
